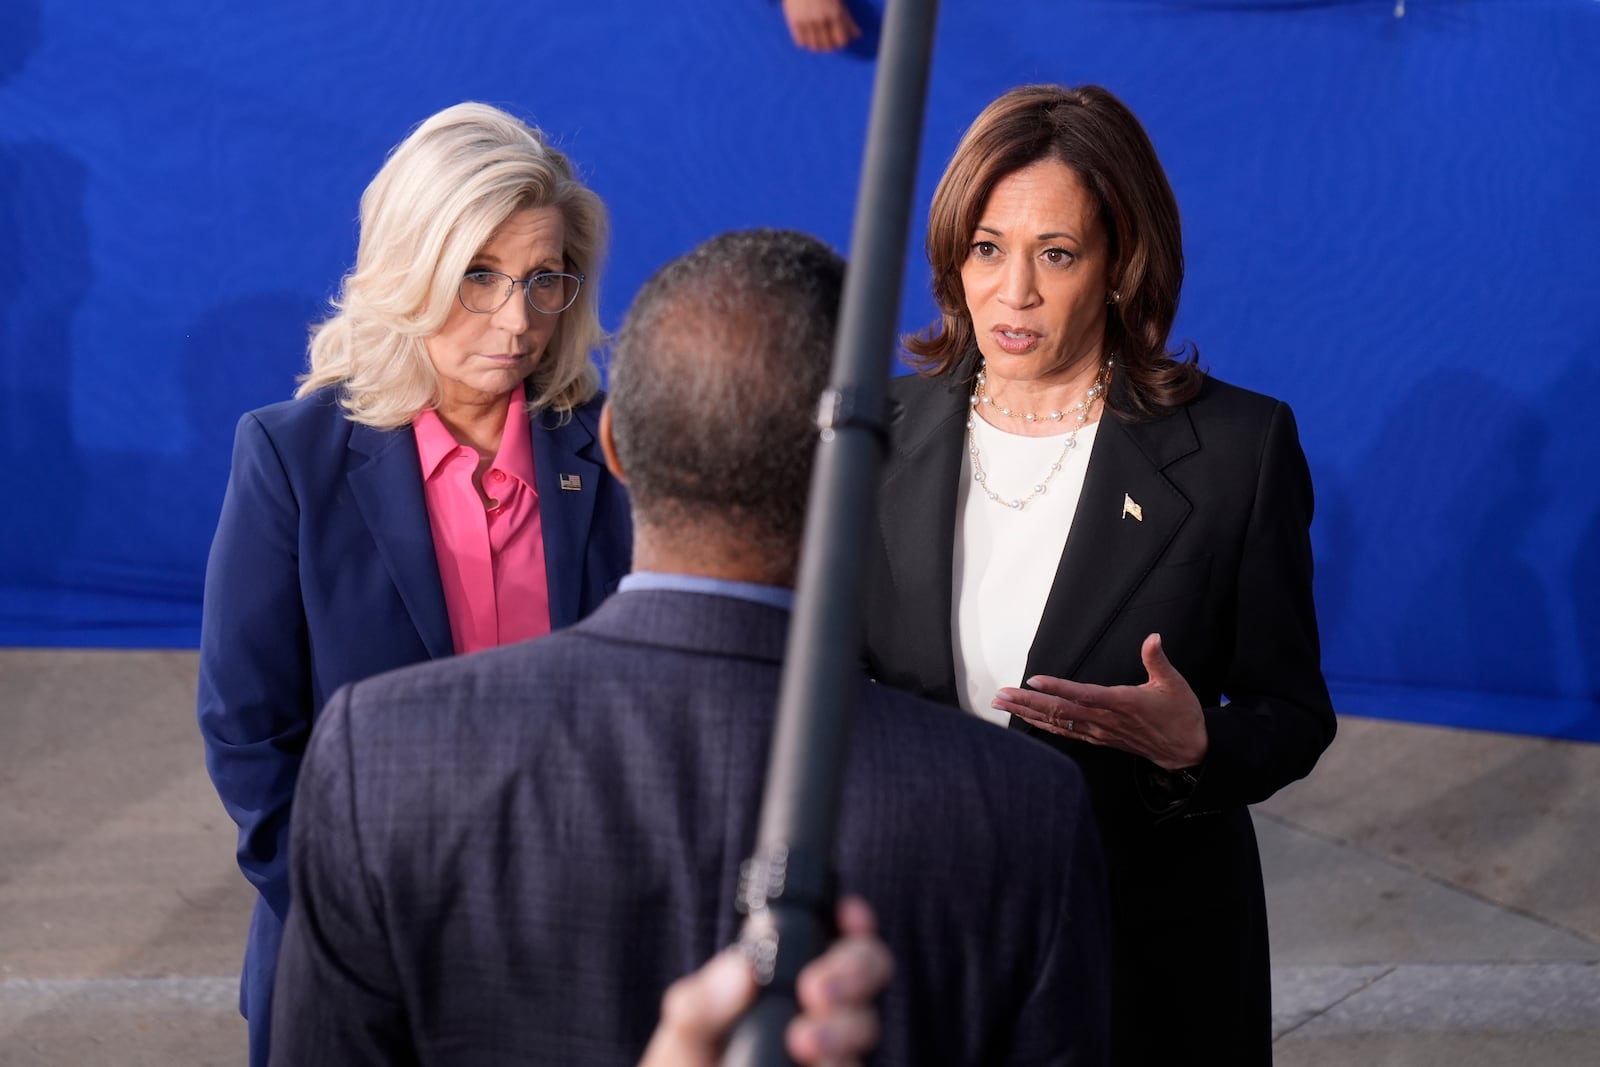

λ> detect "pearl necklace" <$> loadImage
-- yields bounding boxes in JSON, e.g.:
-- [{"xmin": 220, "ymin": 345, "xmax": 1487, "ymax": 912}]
[{"xmin": 967, "ymin": 360, "xmax": 1110, "ymax": 510}]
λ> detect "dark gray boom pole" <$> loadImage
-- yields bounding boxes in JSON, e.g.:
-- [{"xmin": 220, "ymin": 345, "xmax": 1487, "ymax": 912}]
[{"xmin": 722, "ymin": 2, "xmax": 941, "ymax": 1063}]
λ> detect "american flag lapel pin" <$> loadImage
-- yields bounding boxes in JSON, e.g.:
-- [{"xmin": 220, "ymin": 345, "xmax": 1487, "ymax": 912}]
[
  {"xmin": 559, "ymin": 473, "xmax": 583, "ymax": 492},
  {"xmin": 1121, "ymin": 493, "xmax": 1143, "ymax": 521}
]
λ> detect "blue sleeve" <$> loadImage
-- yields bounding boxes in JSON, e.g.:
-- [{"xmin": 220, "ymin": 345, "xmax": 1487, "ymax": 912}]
[
  {"xmin": 197, "ymin": 410, "xmax": 312, "ymax": 922},
  {"xmin": 585, "ymin": 459, "xmax": 633, "ymax": 613}
]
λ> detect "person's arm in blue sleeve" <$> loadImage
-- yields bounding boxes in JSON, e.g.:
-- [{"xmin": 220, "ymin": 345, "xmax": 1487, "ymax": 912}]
[{"xmin": 197, "ymin": 410, "xmax": 312, "ymax": 922}]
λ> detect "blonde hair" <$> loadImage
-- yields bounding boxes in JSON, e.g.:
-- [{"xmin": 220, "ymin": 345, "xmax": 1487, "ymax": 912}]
[{"xmin": 298, "ymin": 102, "xmax": 608, "ymax": 428}]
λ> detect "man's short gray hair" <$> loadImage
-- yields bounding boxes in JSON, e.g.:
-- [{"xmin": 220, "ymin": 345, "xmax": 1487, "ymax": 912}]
[{"xmin": 608, "ymin": 229, "xmax": 845, "ymax": 558}]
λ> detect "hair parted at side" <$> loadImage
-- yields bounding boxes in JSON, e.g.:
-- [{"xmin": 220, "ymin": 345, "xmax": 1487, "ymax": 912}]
[
  {"xmin": 608, "ymin": 228, "xmax": 844, "ymax": 562},
  {"xmin": 296, "ymin": 101, "xmax": 608, "ymax": 428},
  {"xmin": 908, "ymin": 83, "xmax": 1202, "ymax": 418}
]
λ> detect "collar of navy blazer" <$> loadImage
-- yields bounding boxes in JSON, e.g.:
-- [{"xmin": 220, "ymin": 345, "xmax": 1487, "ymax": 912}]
[{"xmin": 343, "ymin": 398, "xmax": 611, "ymax": 659}]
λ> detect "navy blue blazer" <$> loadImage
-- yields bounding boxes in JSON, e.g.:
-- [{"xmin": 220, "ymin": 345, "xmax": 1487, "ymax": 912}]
[
  {"xmin": 271, "ymin": 589, "xmax": 1112, "ymax": 1065},
  {"xmin": 196, "ymin": 384, "xmax": 631, "ymax": 1062}
]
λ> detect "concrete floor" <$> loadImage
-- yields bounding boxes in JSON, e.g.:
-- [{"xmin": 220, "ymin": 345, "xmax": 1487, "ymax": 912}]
[
  {"xmin": 1, "ymin": 650, "xmax": 243, "ymax": 1065},
  {"xmin": 2, "ymin": 648, "xmax": 1597, "ymax": 1065},
  {"xmin": 1259, "ymin": 719, "xmax": 1600, "ymax": 1065}
]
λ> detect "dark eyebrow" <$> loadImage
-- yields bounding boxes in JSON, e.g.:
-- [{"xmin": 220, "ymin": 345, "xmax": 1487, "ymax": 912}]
[{"xmin": 974, "ymin": 224, "xmax": 1080, "ymax": 243}]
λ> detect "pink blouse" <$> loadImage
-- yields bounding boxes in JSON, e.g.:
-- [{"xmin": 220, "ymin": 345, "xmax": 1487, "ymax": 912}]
[{"xmin": 413, "ymin": 396, "xmax": 550, "ymax": 654}]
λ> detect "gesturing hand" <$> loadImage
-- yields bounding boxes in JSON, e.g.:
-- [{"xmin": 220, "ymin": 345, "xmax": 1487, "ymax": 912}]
[{"xmin": 991, "ymin": 633, "xmax": 1208, "ymax": 772}]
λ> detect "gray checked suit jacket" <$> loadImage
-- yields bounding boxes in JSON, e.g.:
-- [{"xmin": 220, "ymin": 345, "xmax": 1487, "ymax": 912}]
[{"xmin": 272, "ymin": 588, "xmax": 1110, "ymax": 1065}]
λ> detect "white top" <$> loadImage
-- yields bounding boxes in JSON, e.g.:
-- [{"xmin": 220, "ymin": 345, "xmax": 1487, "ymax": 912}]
[{"xmin": 952, "ymin": 415, "xmax": 1100, "ymax": 725}]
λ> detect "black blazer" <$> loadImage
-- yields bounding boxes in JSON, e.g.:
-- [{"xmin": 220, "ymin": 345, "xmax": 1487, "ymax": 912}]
[
  {"xmin": 863, "ymin": 369, "xmax": 1337, "ymax": 1064},
  {"xmin": 272, "ymin": 590, "xmax": 1112, "ymax": 1066}
]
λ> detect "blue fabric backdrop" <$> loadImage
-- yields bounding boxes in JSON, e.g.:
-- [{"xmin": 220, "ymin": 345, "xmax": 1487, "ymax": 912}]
[{"xmin": 3, "ymin": 0, "xmax": 1597, "ymax": 740}]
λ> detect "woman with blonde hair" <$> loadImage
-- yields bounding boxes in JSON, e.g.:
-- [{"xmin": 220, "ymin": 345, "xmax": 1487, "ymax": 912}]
[{"xmin": 196, "ymin": 102, "xmax": 632, "ymax": 1066}]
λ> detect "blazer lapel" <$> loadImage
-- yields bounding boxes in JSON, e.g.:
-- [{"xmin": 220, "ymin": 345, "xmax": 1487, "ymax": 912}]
[
  {"xmin": 1023, "ymin": 408, "xmax": 1198, "ymax": 681},
  {"xmin": 346, "ymin": 423, "xmax": 454, "ymax": 660},
  {"xmin": 877, "ymin": 377, "xmax": 969, "ymax": 694},
  {"xmin": 532, "ymin": 406, "xmax": 603, "ymax": 629}
]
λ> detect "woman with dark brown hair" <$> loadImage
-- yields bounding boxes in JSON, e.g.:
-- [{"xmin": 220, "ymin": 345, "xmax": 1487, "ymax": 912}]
[{"xmin": 863, "ymin": 83, "xmax": 1337, "ymax": 1063}]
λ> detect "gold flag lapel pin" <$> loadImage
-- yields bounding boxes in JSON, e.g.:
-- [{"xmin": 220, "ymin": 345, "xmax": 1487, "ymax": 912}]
[
  {"xmin": 1122, "ymin": 493, "xmax": 1144, "ymax": 521},
  {"xmin": 559, "ymin": 473, "xmax": 584, "ymax": 492}
]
